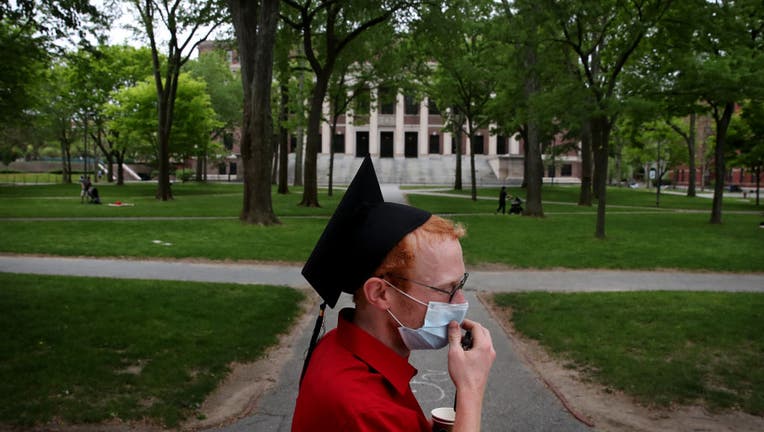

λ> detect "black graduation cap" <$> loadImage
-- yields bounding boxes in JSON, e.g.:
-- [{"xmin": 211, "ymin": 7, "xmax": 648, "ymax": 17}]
[{"xmin": 301, "ymin": 155, "xmax": 431, "ymax": 308}]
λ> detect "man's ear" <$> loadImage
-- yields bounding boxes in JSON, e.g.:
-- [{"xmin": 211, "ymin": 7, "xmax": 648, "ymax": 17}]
[{"xmin": 361, "ymin": 277, "xmax": 392, "ymax": 311}]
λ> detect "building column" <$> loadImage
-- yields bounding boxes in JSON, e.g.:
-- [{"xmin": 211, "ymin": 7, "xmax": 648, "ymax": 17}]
[
  {"xmin": 443, "ymin": 132, "xmax": 452, "ymax": 155},
  {"xmin": 370, "ymin": 88, "xmax": 379, "ymax": 156},
  {"xmin": 321, "ymin": 100, "xmax": 330, "ymax": 154},
  {"xmin": 345, "ymin": 94, "xmax": 355, "ymax": 156},
  {"xmin": 419, "ymin": 98, "xmax": 429, "ymax": 156},
  {"xmin": 510, "ymin": 134, "xmax": 520, "ymax": 155},
  {"xmin": 488, "ymin": 123, "xmax": 497, "ymax": 155},
  {"xmin": 394, "ymin": 93, "xmax": 404, "ymax": 157}
]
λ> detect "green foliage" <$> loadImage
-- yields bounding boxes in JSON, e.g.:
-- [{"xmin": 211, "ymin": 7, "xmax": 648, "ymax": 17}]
[
  {"xmin": 184, "ymin": 50, "xmax": 243, "ymax": 134},
  {"xmin": 107, "ymin": 74, "xmax": 221, "ymax": 163},
  {"xmin": 0, "ymin": 20, "xmax": 48, "ymax": 127}
]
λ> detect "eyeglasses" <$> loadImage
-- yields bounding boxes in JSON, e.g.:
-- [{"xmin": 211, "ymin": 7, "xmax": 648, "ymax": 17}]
[{"xmin": 386, "ymin": 272, "xmax": 469, "ymax": 303}]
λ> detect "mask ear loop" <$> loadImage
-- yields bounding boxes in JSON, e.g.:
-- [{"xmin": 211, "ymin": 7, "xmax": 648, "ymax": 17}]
[
  {"xmin": 386, "ymin": 308, "xmax": 406, "ymax": 328},
  {"xmin": 382, "ymin": 278, "xmax": 428, "ymax": 307}
]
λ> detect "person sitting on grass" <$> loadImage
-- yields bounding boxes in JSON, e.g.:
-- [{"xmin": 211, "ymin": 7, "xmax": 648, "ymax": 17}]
[{"xmin": 88, "ymin": 186, "xmax": 101, "ymax": 204}]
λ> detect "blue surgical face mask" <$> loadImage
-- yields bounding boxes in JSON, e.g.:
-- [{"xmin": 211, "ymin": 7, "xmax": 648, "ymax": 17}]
[{"xmin": 385, "ymin": 281, "xmax": 469, "ymax": 350}]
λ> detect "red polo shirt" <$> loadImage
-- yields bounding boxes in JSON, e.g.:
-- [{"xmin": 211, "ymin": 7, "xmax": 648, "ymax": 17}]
[{"xmin": 292, "ymin": 308, "xmax": 431, "ymax": 431}]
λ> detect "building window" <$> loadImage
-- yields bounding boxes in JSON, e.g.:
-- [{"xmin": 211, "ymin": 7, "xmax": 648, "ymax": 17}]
[
  {"xmin": 547, "ymin": 165, "xmax": 556, "ymax": 177},
  {"xmin": 223, "ymin": 133, "xmax": 234, "ymax": 151},
  {"xmin": 404, "ymin": 95, "xmax": 419, "ymax": 115},
  {"xmin": 561, "ymin": 164, "xmax": 572, "ymax": 176},
  {"xmin": 428, "ymin": 98, "xmax": 440, "ymax": 115},
  {"xmin": 379, "ymin": 87, "xmax": 395, "ymax": 115},
  {"xmin": 497, "ymin": 135, "xmax": 507, "ymax": 154},
  {"xmin": 429, "ymin": 134, "xmax": 440, "ymax": 154},
  {"xmin": 356, "ymin": 132, "xmax": 369, "ymax": 157},
  {"xmin": 405, "ymin": 132, "xmax": 418, "ymax": 157},
  {"xmin": 355, "ymin": 87, "xmax": 370, "ymax": 115},
  {"xmin": 471, "ymin": 135, "xmax": 484, "ymax": 154},
  {"xmin": 332, "ymin": 134, "xmax": 344, "ymax": 154},
  {"xmin": 380, "ymin": 132, "xmax": 394, "ymax": 157}
]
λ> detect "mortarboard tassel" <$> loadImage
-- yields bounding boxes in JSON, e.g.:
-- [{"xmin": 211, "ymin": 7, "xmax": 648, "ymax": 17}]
[{"xmin": 299, "ymin": 302, "xmax": 327, "ymax": 386}]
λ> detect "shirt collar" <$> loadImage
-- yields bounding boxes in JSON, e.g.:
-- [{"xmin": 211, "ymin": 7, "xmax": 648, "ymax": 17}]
[{"xmin": 336, "ymin": 308, "xmax": 417, "ymax": 396}]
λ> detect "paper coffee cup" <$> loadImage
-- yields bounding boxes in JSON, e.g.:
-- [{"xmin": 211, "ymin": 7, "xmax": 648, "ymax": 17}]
[{"xmin": 431, "ymin": 407, "xmax": 455, "ymax": 432}]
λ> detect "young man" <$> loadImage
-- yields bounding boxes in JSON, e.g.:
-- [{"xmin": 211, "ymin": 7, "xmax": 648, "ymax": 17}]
[{"xmin": 293, "ymin": 156, "xmax": 495, "ymax": 432}]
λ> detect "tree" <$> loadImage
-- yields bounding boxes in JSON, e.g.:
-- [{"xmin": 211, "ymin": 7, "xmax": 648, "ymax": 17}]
[
  {"xmin": 730, "ymin": 101, "xmax": 764, "ymax": 206},
  {"xmin": 185, "ymin": 49, "xmax": 243, "ymax": 181},
  {"xmin": 495, "ymin": 0, "xmax": 581, "ymax": 216},
  {"xmin": 66, "ymin": 44, "xmax": 154, "ymax": 184},
  {"xmin": 0, "ymin": 21, "xmax": 48, "ymax": 129},
  {"xmin": 631, "ymin": 121, "xmax": 686, "ymax": 207},
  {"xmin": 282, "ymin": 0, "xmax": 420, "ymax": 207},
  {"xmin": 228, "ymin": 0, "xmax": 281, "ymax": 224},
  {"xmin": 324, "ymin": 23, "xmax": 400, "ymax": 196},
  {"xmin": 129, "ymin": 0, "xmax": 227, "ymax": 200},
  {"xmin": 413, "ymin": 0, "xmax": 499, "ymax": 202},
  {"xmin": 0, "ymin": 21, "xmax": 50, "ymax": 164},
  {"xmin": 107, "ymin": 74, "xmax": 220, "ymax": 180},
  {"xmin": 541, "ymin": 0, "xmax": 673, "ymax": 238},
  {"xmin": 1, "ymin": 1, "xmax": 107, "ymax": 166},
  {"xmin": 661, "ymin": 0, "xmax": 764, "ymax": 224}
]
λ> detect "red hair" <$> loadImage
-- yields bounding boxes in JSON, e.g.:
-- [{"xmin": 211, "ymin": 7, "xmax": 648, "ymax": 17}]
[{"xmin": 374, "ymin": 215, "xmax": 465, "ymax": 279}]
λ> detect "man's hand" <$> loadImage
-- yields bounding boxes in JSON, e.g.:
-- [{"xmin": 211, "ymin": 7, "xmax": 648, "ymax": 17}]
[{"xmin": 447, "ymin": 319, "xmax": 496, "ymax": 432}]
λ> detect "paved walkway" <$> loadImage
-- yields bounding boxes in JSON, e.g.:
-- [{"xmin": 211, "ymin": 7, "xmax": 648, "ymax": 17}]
[{"xmin": 2, "ymin": 185, "xmax": 762, "ymax": 431}]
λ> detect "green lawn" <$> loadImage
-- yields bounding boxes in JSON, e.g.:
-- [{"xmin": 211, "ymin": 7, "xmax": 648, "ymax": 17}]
[
  {"xmin": 1, "ymin": 212, "xmax": 760, "ymax": 271},
  {"xmin": 0, "ymin": 183, "xmax": 340, "ymax": 218},
  {"xmin": 0, "ymin": 172, "xmax": 63, "ymax": 184},
  {"xmin": 408, "ymin": 185, "xmax": 761, "ymax": 212},
  {"xmin": 0, "ymin": 273, "xmax": 305, "ymax": 427},
  {"xmin": 492, "ymin": 292, "xmax": 764, "ymax": 415}
]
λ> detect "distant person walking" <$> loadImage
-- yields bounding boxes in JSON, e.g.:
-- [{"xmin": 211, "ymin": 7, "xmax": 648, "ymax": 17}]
[
  {"xmin": 79, "ymin": 175, "xmax": 91, "ymax": 203},
  {"xmin": 496, "ymin": 186, "xmax": 507, "ymax": 214}
]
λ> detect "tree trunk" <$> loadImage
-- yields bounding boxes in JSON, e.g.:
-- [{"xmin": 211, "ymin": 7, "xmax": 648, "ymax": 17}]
[
  {"xmin": 116, "ymin": 149, "xmax": 126, "ymax": 186},
  {"xmin": 60, "ymin": 138, "xmax": 71, "ymax": 184},
  {"xmin": 687, "ymin": 112, "xmax": 697, "ymax": 197},
  {"xmin": 591, "ymin": 115, "xmax": 611, "ymax": 238},
  {"xmin": 524, "ymin": 120, "xmax": 543, "ymax": 216},
  {"xmin": 468, "ymin": 129, "xmax": 477, "ymax": 201},
  {"xmin": 153, "ymin": 58, "xmax": 179, "ymax": 200},
  {"xmin": 278, "ymin": 84, "xmax": 289, "ymax": 194},
  {"xmin": 272, "ymin": 133, "xmax": 279, "ymax": 184},
  {"xmin": 300, "ymin": 73, "xmax": 330, "ymax": 207},
  {"xmin": 454, "ymin": 125, "xmax": 463, "ymax": 191},
  {"xmin": 710, "ymin": 102, "xmax": 734, "ymax": 224},
  {"xmin": 294, "ymin": 51, "xmax": 305, "ymax": 187},
  {"xmin": 328, "ymin": 123, "xmax": 336, "ymax": 197},
  {"xmin": 578, "ymin": 119, "xmax": 593, "ymax": 206},
  {"xmin": 230, "ymin": 0, "xmax": 281, "ymax": 225},
  {"xmin": 522, "ymin": 39, "xmax": 543, "ymax": 216}
]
